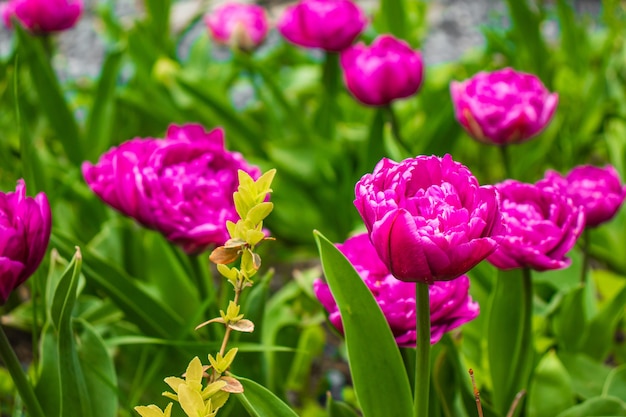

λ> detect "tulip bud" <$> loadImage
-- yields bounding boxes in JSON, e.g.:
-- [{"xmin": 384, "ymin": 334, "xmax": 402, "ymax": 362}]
[
  {"xmin": 205, "ymin": 3, "xmax": 269, "ymax": 52},
  {"xmin": 1, "ymin": 0, "xmax": 83, "ymax": 33},
  {"xmin": 450, "ymin": 67, "xmax": 558, "ymax": 145},
  {"xmin": 340, "ymin": 34, "xmax": 424, "ymax": 106},
  {"xmin": 277, "ymin": 0, "xmax": 367, "ymax": 52}
]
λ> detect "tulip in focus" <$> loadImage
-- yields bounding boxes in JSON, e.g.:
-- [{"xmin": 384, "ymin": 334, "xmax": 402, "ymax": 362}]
[
  {"xmin": 450, "ymin": 67, "xmax": 558, "ymax": 145},
  {"xmin": 538, "ymin": 165, "xmax": 626, "ymax": 228},
  {"xmin": 354, "ymin": 154, "xmax": 502, "ymax": 283},
  {"xmin": 0, "ymin": 180, "xmax": 51, "ymax": 304},
  {"xmin": 1, "ymin": 0, "xmax": 83, "ymax": 33},
  {"xmin": 277, "ymin": 0, "xmax": 367, "ymax": 52},
  {"xmin": 340, "ymin": 34, "xmax": 424, "ymax": 106},
  {"xmin": 313, "ymin": 233, "xmax": 480, "ymax": 346},
  {"xmin": 487, "ymin": 180, "xmax": 584, "ymax": 271},
  {"xmin": 205, "ymin": 2, "xmax": 269, "ymax": 52},
  {"xmin": 82, "ymin": 124, "xmax": 260, "ymax": 255}
]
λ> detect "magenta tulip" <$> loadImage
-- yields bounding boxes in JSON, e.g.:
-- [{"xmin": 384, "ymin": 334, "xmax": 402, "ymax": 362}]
[
  {"xmin": 340, "ymin": 34, "xmax": 424, "ymax": 106},
  {"xmin": 314, "ymin": 233, "xmax": 479, "ymax": 346},
  {"xmin": 487, "ymin": 180, "xmax": 584, "ymax": 270},
  {"xmin": 537, "ymin": 165, "xmax": 626, "ymax": 228},
  {"xmin": 450, "ymin": 67, "xmax": 558, "ymax": 145},
  {"xmin": 277, "ymin": 0, "xmax": 367, "ymax": 52},
  {"xmin": 205, "ymin": 2, "xmax": 268, "ymax": 51},
  {"xmin": 82, "ymin": 124, "xmax": 260, "ymax": 255},
  {"xmin": 354, "ymin": 154, "xmax": 502, "ymax": 283},
  {"xmin": 1, "ymin": 0, "xmax": 83, "ymax": 33},
  {"xmin": 0, "ymin": 180, "xmax": 51, "ymax": 303}
]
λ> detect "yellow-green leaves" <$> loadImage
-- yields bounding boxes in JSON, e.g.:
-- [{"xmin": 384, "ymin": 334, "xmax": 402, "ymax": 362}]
[
  {"xmin": 134, "ymin": 403, "xmax": 173, "ymax": 417},
  {"xmin": 208, "ymin": 348, "xmax": 239, "ymax": 374}
]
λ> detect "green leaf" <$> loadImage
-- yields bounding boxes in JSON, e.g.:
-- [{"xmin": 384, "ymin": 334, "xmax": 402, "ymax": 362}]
[
  {"xmin": 75, "ymin": 319, "xmax": 118, "ymax": 417},
  {"xmin": 14, "ymin": 25, "xmax": 82, "ymax": 165},
  {"xmin": 235, "ymin": 377, "xmax": 299, "ymax": 417},
  {"xmin": 554, "ymin": 396, "xmax": 626, "ymax": 417},
  {"xmin": 552, "ymin": 285, "xmax": 587, "ymax": 351},
  {"xmin": 314, "ymin": 230, "xmax": 413, "ymax": 417},
  {"xmin": 375, "ymin": 0, "xmax": 407, "ymax": 40},
  {"xmin": 580, "ymin": 282, "xmax": 626, "ymax": 360},
  {"xmin": 487, "ymin": 268, "xmax": 534, "ymax": 415},
  {"xmin": 51, "ymin": 232, "xmax": 185, "ymax": 339},
  {"xmin": 85, "ymin": 48, "xmax": 124, "ymax": 162},
  {"xmin": 558, "ymin": 352, "xmax": 611, "ymax": 399},
  {"xmin": 603, "ymin": 364, "xmax": 626, "ymax": 400},
  {"xmin": 528, "ymin": 350, "xmax": 575, "ymax": 417},
  {"xmin": 327, "ymin": 393, "xmax": 360, "ymax": 417}
]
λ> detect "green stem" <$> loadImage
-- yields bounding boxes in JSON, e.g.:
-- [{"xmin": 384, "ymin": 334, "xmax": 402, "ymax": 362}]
[
  {"xmin": 499, "ymin": 145, "xmax": 512, "ymax": 179},
  {"xmin": 316, "ymin": 52, "xmax": 340, "ymax": 140},
  {"xmin": 414, "ymin": 282, "xmax": 431, "ymax": 417},
  {"xmin": 188, "ymin": 254, "xmax": 210, "ymax": 303},
  {"xmin": 0, "ymin": 324, "xmax": 45, "ymax": 417},
  {"xmin": 385, "ymin": 104, "xmax": 412, "ymax": 158},
  {"xmin": 580, "ymin": 228, "xmax": 590, "ymax": 285}
]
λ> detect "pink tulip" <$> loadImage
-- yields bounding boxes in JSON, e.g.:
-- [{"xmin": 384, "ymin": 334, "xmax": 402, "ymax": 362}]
[
  {"xmin": 487, "ymin": 180, "xmax": 584, "ymax": 270},
  {"xmin": 205, "ymin": 3, "xmax": 269, "ymax": 51},
  {"xmin": 82, "ymin": 124, "xmax": 260, "ymax": 255},
  {"xmin": 1, "ymin": 0, "xmax": 83, "ymax": 33},
  {"xmin": 538, "ymin": 165, "xmax": 626, "ymax": 228},
  {"xmin": 277, "ymin": 0, "xmax": 367, "ymax": 52},
  {"xmin": 313, "ymin": 233, "xmax": 480, "ymax": 346},
  {"xmin": 450, "ymin": 68, "xmax": 558, "ymax": 145},
  {"xmin": 0, "ymin": 180, "xmax": 51, "ymax": 303},
  {"xmin": 340, "ymin": 34, "xmax": 424, "ymax": 106},
  {"xmin": 354, "ymin": 154, "xmax": 503, "ymax": 283}
]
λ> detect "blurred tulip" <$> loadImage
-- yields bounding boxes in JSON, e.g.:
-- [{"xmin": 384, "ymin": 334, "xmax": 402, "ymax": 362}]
[
  {"xmin": 0, "ymin": 180, "xmax": 51, "ymax": 304},
  {"xmin": 82, "ymin": 124, "xmax": 260, "ymax": 255},
  {"xmin": 340, "ymin": 34, "xmax": 424, "ymax": 106},
  {"xmin": 538, "ymin": 165, "xmax": 626, "ymax": 228},
  {"xmin": 1, "ymin": 0, "xmax": 83, "ymax": 33},
  {"xmin": 277, "ymin": 0, "xmax": 367, "ymax": 52},
  {"xmin": 205, "ymin": 2, "xmax": 269, "ymax": 51},
  {"xmin": 450, "ymin": 67, "xmax": 558, "ymax": 145},
  {"xmin": 488, "ymin": 180, "xmax": 584, "ymax": 270},
  {"xmin": 313, "ymin": 233, "xmax": 480, "ymax": 346},
  {"xmin": 354, "ymin": 154, "xmax": 502, "ymax": 283}
]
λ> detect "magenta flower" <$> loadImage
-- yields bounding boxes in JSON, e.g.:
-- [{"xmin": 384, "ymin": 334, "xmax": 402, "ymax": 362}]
[
  {"xmin": 537, "ymin": 165, "xmax": 626, "ymax": 228},
  {"xmin": 82, "ymin": 124, "xmax": 260, "ymax": 255},
  {"xmin": 313, "ymin": 233, "xmax": 479, "ymax": 346},
  {"xmin": 205, "ymin": 2, "xmax": 268, "ymax": 51},
  {"xmin": 354, "ymin": 154, "xmax": 502, "ymax": 283},
  {"xmin": 487, "ymin": 180, "xmax": 584, "ymax": 271},
  {"xmin": 340, "ymin": 34, "xmax": 424, "ymax": 106},
  {"xmin": 450, "ymin": 67, "xmax": 558, "ymax": 145},
  {"xmin": 277, "ymin": 0, "xmax": 367, "ymax": 52},
  {"xmin": 0, "ymin": 180, "xmax": 51, "ymax": 304},
  {"xmin": 1, "ymin": 0, "xmax": 83, "ymax": 33}
]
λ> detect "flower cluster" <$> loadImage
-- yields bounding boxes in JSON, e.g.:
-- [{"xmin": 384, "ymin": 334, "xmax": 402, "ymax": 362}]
[
  {"xmin": 82, "ymin": 124, "xmax": 260, "ymax": 255},
  {"xmin": 1, "ymin": 0, "xmax": 83, "ymax": 33},
  {"xmin": 314, "ymin": 233, "xmax": 479, "ymax": 346}
]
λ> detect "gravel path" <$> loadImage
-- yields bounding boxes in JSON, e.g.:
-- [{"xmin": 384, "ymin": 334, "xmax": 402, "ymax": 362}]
[{"xmin": 0, "ymin": 0, "xmax": 602, "ymax": 80}]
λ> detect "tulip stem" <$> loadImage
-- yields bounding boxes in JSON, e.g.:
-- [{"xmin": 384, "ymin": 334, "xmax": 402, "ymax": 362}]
[
  {"xmin": 580, "ymin": 228, "xmax": 590, "ymax": 285},
  {"xmin": 414, "ymin": 282, "xmax": 431, "ymax": 417},
  {"xmin": 499, "ymin": 145, "xmax": 512, "ymax": 179},
  {"xmin": 0, "ymin": 324, "xmax": 45, "ymax": 417}
]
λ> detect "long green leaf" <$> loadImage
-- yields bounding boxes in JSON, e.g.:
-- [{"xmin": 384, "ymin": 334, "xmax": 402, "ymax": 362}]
[
  {"xmin": 14, "ymin": 25, "xmax": 82, "ymax": 165},
  {"xmin": 51, "ymin": 232, "xmax": 185, "ymax": 338},
  {"xmin": 235, "ymin": 377, "xmax": 299, "ymax": 417},
  {"xmin": 85, "ymin": 48, "xmax": 124, "ymax": 161},
  {"xmin": 528, "ymin": 351, "xmax": 575, "ymax": 417},
  {"xmin": 327, "ymin": 394, "xmax": 360, "ymax": 417},
  {"xmin": 487, "ymin": 268, "xmax": 534, "ymax": 415},
  {"xmin": 554, "ymin": 396, "xmax": 626, "ymax": 417},
  {"xmin": 376, "ymin": 0, "xmax": 407, "ymax": 40},
  {"xmin": 314, "ymin": 230, "xmax": 413, "ymax": 417}
]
